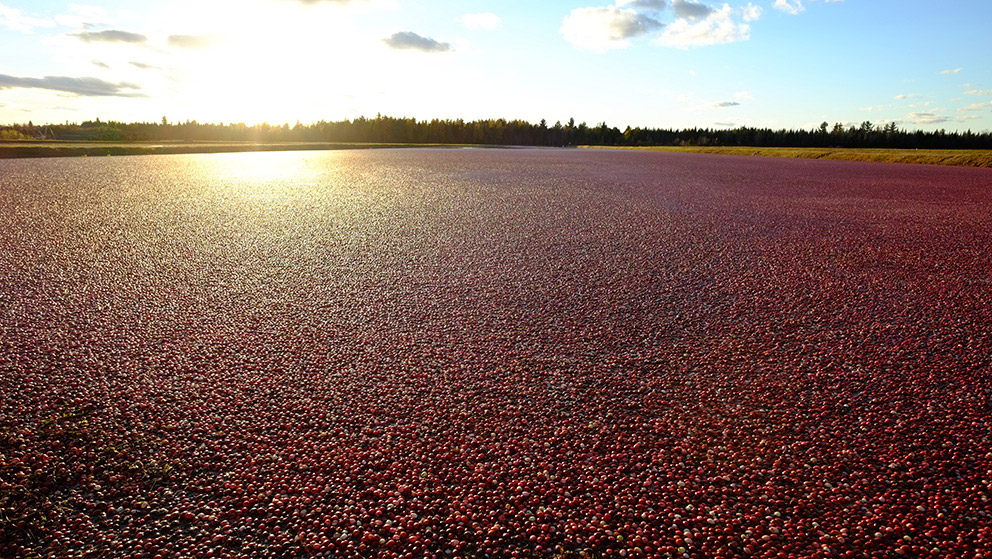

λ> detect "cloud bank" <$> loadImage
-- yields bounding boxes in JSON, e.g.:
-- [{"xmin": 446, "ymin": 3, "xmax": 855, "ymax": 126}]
[
  {"xmin": 0, "ymin": 74, "xmax": 143, "ymax": 97},
  {"xmin": 562, "ymin": 1, "xmax": 756, "ymax": 51},
  {"xmin": 383, "ymin": 31, "xmax": 451, "ymax": 53}
]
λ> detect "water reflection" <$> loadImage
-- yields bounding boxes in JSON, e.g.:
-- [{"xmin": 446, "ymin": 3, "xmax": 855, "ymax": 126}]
[{"xmin": 203, "ymin": 150, "xmax": 329, "ymax": 198}]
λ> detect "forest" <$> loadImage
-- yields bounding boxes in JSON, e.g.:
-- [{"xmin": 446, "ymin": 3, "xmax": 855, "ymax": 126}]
[{"xmin": 3, "ymin": 115, "xmax": 992, "ymax": 150}]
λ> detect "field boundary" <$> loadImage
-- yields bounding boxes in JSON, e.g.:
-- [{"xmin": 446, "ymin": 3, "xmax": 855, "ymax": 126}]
[
  {"xmin": 0, "ymin": 141, "xmax": 482, "ymax": 159},
  {"xmin": 5, "ymin": 141, "xmax": 991, "ymax": 168},
  {"xmin": 582, "ymin": 145, "xmax": 992, "ymax": 168}
]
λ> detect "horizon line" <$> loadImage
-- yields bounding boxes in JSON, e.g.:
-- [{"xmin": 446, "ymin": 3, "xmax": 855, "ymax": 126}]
[{"xmin": 3, "ymin": 116, "xmax": 991, "ymax": 136}]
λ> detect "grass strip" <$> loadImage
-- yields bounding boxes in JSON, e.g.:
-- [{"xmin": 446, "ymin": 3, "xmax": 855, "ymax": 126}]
[
  {"xmin": 583, "ymin": 145, "xmax": 992, "ymax": 168},
  {"xmin": 0, "ymin": 141, "xmax": 461, "ymax": 159}
]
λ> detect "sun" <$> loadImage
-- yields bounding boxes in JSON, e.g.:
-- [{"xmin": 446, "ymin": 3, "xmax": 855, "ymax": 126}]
[
  {"xmin": 142, "ymin": 0, "xmax": 472, "ymax": 127},
  {"xmin": 156, "ymin": 0, "xmax": 387, "ymax": 125}
]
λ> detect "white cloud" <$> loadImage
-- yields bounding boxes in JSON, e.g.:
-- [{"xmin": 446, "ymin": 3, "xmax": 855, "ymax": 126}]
[
  {"xmin": 280, "ymin": 0, "xmax": 397, "ymax": 5},
  {"xmin": 560, "ymin": 5, "xmax": 663, "ymax": 52},
  {"xmin": 774, "ymin": 0, "xmax": 842, "ymax": 15},
  {"xmin": 54, "ymin": 4, "xmax": 113, "ymax": 28},
  {"xmin": 957, "ymin": 101, "xmax": 992, "ymax": 112},
  {"xmin": 672, "ymin": 0, "xmax": 713, "ymax": 19},
  {"xmin": 940, "ymin": 68, "xmax": 962, "ymax": 75},
  {"xmin": 964, "ymin": 89, "xmax": 992, "ymax": 96},
  {"xmin": 563, "ymin": 0, "xmax": 755, "ymax": 51},
  {"xmin": 383, "ymin": 31, "xmax": 451, "ymax": 52},
  {"xmin": 734, "ymin": 90, "xmax": 753, "ymax": 100},
  {"xmin": 0, "ymin": 3, "xmax": 54, "ymax": 33},
  {"xmin": 168, "ymin": 34, "xmax": 217, "ymax": 49},
  {"xmin": 0, "ymin": 74, "xmax": 143, "ymax": 97},
  {"xmin": 907, "ymin": 112, "xmax": 950, "ymax": 125},
  {"xmin": 458, "ymin": 12, "xmax": 501, "ymax": 31},
  {"xmin": 655, "ymin": 4, "xmax": 749, "ymax": 49},
  {"xmin": 73, "ymin": 29, "xmax": 147, "ymax": 44},
  {"xmin": 773, "ymin": 0, "xmax": 804, "ymax": 14},
  {"xmin": 741, "ymin": 3, "xmax": 762, "ymax": 21},
  {"xmin": 616, "ymin": 0, "xmax": 667, "ymax": 9}
]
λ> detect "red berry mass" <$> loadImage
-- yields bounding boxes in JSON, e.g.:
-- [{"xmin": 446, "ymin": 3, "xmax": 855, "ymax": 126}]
[{"xmin": 1, "ymin": 149, "xmax": 990, "ymax": 559}]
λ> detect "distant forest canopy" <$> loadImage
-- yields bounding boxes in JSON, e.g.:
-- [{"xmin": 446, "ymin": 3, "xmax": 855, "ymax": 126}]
[{"xmin": 3, "ymin": 115, "xmax": 992, "ymax": 150}]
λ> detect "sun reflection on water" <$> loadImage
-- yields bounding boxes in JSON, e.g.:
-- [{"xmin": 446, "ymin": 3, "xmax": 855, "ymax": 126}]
[{"xmin": 206, "ymin": 150, "xmax": 324, "ymax": 193}]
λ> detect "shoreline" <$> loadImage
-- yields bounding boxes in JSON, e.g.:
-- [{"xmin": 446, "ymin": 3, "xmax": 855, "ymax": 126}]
[
  {"xmin": 2, "ymin": 140, "xmax": 991, "ymax": 168},
  {"xmin": 583, "ymin": 145, "xmax": 992, "ymax": 168},
  {"xmin": 0, "ymin": 141, "xmax": 472, "ymax": 160}
]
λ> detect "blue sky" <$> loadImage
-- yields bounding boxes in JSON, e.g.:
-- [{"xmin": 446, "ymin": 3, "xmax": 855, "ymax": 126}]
[{"xmin": 1, "ymin": 0, "xmax": 990, "ymax": 131}]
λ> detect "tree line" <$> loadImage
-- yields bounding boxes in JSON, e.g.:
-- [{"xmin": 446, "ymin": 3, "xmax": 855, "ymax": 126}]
[{"xmin": 3, "ymin": 115, "xmax": 991, "ymax": 150}]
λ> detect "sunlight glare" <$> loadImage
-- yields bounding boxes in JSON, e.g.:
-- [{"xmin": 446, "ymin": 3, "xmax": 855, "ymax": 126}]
[
  {"xmin": 208, "ymin": 151, "xmax": 322, "ymax": 190},
  {"xmin": 158, "ymin": 0, "xmax": 387, "ymax": 124}
]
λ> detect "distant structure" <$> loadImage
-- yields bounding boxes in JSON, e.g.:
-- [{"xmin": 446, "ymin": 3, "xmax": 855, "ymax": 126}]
[{"xmin": 36, "ymin": 126, "xmax": 57, "ymax": 140}]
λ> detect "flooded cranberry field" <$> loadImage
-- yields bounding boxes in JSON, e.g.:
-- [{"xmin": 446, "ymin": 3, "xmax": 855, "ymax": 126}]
[{"xmin": 1, "ymin": 148, "xmax": 991, "ymax": 559}]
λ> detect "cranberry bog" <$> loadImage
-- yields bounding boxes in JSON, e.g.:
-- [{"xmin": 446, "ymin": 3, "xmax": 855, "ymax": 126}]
[{"xmin": 1, "ymin": 148, "xmax": 990, "ymax": 559}]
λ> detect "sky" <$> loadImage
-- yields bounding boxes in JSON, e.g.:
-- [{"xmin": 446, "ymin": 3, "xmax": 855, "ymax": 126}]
[{"xmin": 1, "ymin": 0, "xmax": 991, "ymax": 131}]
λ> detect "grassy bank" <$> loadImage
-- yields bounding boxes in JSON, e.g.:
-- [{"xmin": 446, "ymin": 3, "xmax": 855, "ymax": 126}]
[
  {"xmin": 5, "ymin": 141, "xmax": 991, "ymax": 168},
  {"xmin": 583, "ymin": 145, "xmax": 992, "ymax": 168},
  {"xmin": 0, "ymin": 141, "xmax": 454, "ymax": 159}
]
